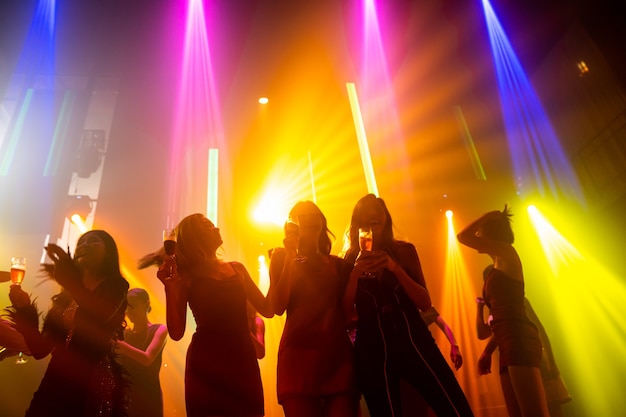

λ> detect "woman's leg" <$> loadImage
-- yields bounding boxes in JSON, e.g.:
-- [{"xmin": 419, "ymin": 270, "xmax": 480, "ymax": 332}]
[
  {"xmin": 508, "ymin": 366, "xmax": 550, "ymax": 417},
  {"xmin": 326, "ymin": 393, "xmax": 360, "ymax": 417},
  {"xmin": 282, "ymin": 397, "xmax": 322, "ymax": 417},
  {"xmin": 500, "ymin": 370, "xmax": 522, "ymax": 417}
]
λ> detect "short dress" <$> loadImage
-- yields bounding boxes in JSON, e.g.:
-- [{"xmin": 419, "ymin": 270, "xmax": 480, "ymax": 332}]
[
  {"xmin": 483, "ymin": 268, "xmax": 542, "ymax": 372},
  {"xmin": 185, "ymin": 263, "xmax": 264, "ymax": 417},
  {"xmin": 275, "ymin": 252, "xmax": 357, "ymax": 403}
]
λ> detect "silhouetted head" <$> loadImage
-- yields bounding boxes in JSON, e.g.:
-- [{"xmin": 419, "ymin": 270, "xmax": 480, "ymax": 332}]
[
  {"xmin": 479, "ymin": 206, "xmax": 514, "ymax": 244},
  {"xmin": 127, "ymin": 287, "xmax": 151, "ymax": 313},
  {"xmin": 347, "ymin": 194, "xmax": 395, "ymax": 253},
  {"xmin": 176, "ymin": 213, "xmax": 223, "ymax": 269},
  {"xmin": 288, "ymin": 201, "xmax": 334, "ymax": 255},
  {"xmin": 74, "ymin": 230, "xmax": 123, "ymax": 279}
]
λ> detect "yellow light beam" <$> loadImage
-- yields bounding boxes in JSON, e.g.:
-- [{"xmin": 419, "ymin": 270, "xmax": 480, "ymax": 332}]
[{"xmin": 346, "ymin": 82, "xmax": 379, "ymax": 196}]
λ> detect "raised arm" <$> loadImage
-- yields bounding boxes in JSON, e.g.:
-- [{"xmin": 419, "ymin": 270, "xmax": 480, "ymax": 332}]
[
  {"xmin": 158, "ymin": 256, "xmax": 189, "ymax": 341},
  {"xmin": 8, "ymin": 286, "xmax": 48, "ymax": 359},
  {"xmin": 268, "ymin": 247, "xmax": 295, "ymax": 316},
  {"xmin": 233, "ymin": 262, "xmax": 273, "ymax": 319},
  {"xmin": 115, "ymin": 324, "xmax": 168, "ymax": 366}
]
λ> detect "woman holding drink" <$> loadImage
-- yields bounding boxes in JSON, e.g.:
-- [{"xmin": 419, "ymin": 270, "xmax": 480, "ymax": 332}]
[
  {"xmin": 7, "ymin": 230, "xmax": 130, "ymax": 416},
  {"xmin": 268, "ymin": 200, "xmax": 359, "ymax": 417},
  {"xmin": 10, "ymin": 257, "xmax": 26, "ymax": 286},
  {"xmin": 342, "ymin": 194, "xmax": 474, "ymax": 417},
  {"xmin": 145, "ymin": 213, "xmax": 273, "ymax": 417}
]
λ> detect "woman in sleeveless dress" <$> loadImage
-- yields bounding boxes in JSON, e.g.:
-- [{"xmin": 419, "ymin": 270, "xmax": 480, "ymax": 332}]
[
  {"xmin": 8, "ymin": 230, "xmax": 129, "ymax": 417},
  {"xmin": 116, "ymin": 288, "xmax": 167, "ymax": 417},
  {"xmin": 154, "ymin": 213, "xmax": 273, "ymax": 417},
  {"xmin": 343, "ymin": 194, "xmax": 474, "ymax": 417},
  {"xmin": 269, "ymin": 201, "xmax": 359, "ymax": 417},
  {"xmin": 458, "ymin": 206, "xmax": 550, "ymax": 417}
]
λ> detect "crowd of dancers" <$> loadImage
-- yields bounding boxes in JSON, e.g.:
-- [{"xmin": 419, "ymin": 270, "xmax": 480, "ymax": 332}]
[{"xmin": 1, "ymin": 194, "xmax": 571, "ymax": 417}]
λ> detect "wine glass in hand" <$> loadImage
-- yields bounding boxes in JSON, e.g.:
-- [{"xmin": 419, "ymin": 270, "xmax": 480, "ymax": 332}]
[
  {"xmin": 9, "ymin": 258, "xmax": 28, "ymax": 364},
  {"xmin": 358, "ymin": 228, "xmax": 375, "ymax": 278},
  {"xmin": 285, "ymin": 219, "xmax": 307, "ymax": 263},
  {"xmin": 163, "ymin": 229, "xmax": 176, "ymax": 257},
  {"xmin": 159, "ymin": 228, "xmax": 177, "ymax": 280}
]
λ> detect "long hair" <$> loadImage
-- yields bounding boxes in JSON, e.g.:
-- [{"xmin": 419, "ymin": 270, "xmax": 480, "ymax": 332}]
[
  {"xmin": 344, "ymin": 194, "xmax": 394, "ymax": 263},
  {"xmin": 175, "ymin": 213, "xmax": 222, "ymax": 271},
  {"xmin": 288, "ymin": 201, "xmax": 334, "ymax": 255},
  {"xmin": 76, "ymin": 230, "xmax": 124, "ymax": 281}
]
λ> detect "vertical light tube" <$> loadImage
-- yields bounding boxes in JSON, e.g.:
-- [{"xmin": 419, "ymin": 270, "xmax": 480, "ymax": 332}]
[
  {"xmin": 206, "ymin": 148, "xmax": 219, "ymax": 224},
  {"xmin": 346, "ymin": 82, "xmax": 379, "ymax": 196}
]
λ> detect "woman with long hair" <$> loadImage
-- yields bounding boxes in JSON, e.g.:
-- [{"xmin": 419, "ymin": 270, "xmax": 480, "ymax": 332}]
[
  {"xmin": 8, "ymin": 230, "xmax": 129, "ymax": 417},
  {"xmin": 153, "ymin": 213, "xmax": 273, "ymax": 417},
  {"xmin": 269, "ymin": 200, "xmax": 359, "ymax": 417},
  {"xmin": 343, "ymin": 194, "xmax": 474, "ymax": 417}
]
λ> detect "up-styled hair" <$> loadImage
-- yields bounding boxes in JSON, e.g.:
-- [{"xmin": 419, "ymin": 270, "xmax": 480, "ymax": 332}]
[
  {"xmin": 288, "ymin": 201, "xmax": 334, "ymax": 255},
  {"xmin": 127, "ymin": 287, "xmax": 151, "ymax": 312},
  {"xmin": 344, "ymin": 194, "xmax": 395, "ymax": 264},
  {"xmin": 481, "ymin": 206, "xmax": 514, "ymax": 244}
]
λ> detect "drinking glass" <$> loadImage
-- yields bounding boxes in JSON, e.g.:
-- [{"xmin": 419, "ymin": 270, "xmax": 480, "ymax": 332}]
[
  {"xmin": 285, "ymin": 219, "xmax": 307, "ymax": 263},
  {"xmin": 163, "ymin": 228, "xmax": 177, "ymax": 256},
  {"xmin": 162, "ymin": 228, "xmax": 177, "ymax": 278},
  {"xmin": 10, "ymin": 257, "xmax": 26, "ymax": 286},
  {"xmin": 358, "ymin": 228, "xmax": 375, "ymax": 278},
  {"xmin": 10, "ymin": 257, "xmax": 28, "ymax": 364}
]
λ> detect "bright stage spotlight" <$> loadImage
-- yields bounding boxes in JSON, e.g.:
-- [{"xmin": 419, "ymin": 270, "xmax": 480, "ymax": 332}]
[
  {"xmin": 70, "ymin": 214, "xmax": 88, "ymax": 234},
  {"xmin": 253, "ymin": 190, "xmax": 292, "ymax": 226}
]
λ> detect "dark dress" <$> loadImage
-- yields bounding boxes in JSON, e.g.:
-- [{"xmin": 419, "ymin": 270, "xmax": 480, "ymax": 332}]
[
  {"xmin": 10, "ymin": 277, "xmax": 129, "ymax": 417},
  {"xmin": 272, "ymin": 250, "xmax": 357, "ymax": 403},
  {"xmin": 118, "ymin": 324, "xmax": 165, "ymax": 417},
  {"xmin": 351, "ymin": 241, "xmax": 474, "ymax": 417},
  {"xmin": 483, "ymin": 268, "xmax": 542, "ymax": 372},
  {"xmin": 185, "ymin": 262, "xmax": 264, "ymax": 417}
]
